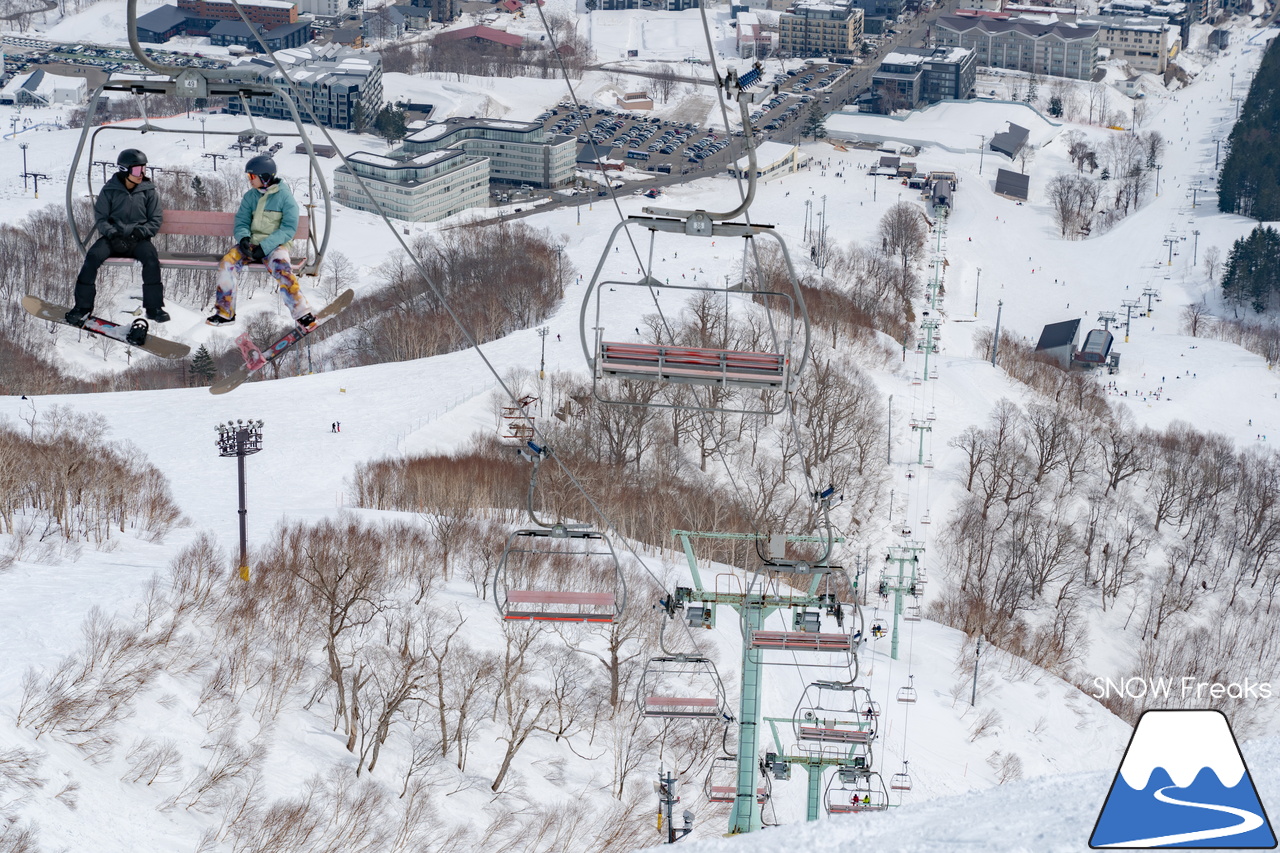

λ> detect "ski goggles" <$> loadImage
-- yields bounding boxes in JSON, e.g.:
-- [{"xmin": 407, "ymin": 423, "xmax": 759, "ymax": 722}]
[{"xmin": 127, "ymin": 165, "xmax": 146, "ymax": 177}]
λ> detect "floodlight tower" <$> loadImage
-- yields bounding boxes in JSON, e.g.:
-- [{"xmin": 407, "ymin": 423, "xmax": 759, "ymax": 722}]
[{"xmin": 216, "ymin": 419, "xmax": 264, "ymax": 581}]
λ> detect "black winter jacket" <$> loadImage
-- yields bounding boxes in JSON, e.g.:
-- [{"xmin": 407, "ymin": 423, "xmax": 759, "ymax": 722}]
[{"xmin": 94, "ymin": 173, "xmax": 163, "ymax": 240}]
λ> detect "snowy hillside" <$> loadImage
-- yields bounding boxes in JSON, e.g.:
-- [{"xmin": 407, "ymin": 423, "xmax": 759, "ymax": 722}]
[{"xmin": 0, "ymin": 9, "xmax": 1278, "ymax": 852}]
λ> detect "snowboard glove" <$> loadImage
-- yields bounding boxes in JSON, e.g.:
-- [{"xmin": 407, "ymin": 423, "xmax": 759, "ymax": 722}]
[
  {"xmin": 238, "ymin": 236, "xmax": 253, "ymax": 258},
  {"xmin": 109, "ymin": 234, "xmax": 136, "ymax": 255},
  {"xmin": 250, "ymin": 244, "xmax": 267, "ymax": 262}
]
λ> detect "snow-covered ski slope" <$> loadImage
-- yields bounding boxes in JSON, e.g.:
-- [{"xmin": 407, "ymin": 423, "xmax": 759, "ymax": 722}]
[{"xmin": 1, "ymin": 15, "xmax": 1278, "ymax": 852}]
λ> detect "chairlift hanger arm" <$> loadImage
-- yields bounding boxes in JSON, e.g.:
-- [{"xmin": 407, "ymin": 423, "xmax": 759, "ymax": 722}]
[{"xmin": 645, "ymin": 69, "xmax": 763, "ymax": 223}]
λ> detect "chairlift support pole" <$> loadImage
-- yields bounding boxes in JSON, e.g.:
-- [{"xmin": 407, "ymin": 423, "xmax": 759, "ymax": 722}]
[
  {"xmin": 762, "ymin": 718, "xmax": 879, "ymax": 821},
  {"xmin": 675, "ymin": 530, "xmax": 848, "ymax": 835},
  {"xmin": 881, "ymin": 541, "xmax": 925, "ymax": 661}
]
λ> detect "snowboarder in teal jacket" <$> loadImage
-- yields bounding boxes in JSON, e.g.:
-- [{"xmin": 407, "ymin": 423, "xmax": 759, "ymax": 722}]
[{"xmin": 207, "ymin": 154, "xmax": 315, "ymax": 329}]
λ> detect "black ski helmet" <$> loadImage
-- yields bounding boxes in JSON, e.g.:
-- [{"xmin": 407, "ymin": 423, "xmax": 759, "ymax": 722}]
[
  {"xmin": 117, "ymin": 148, "xmax": 148, "ymax": 169},
  {"xmin": 245, "ymin": 154, "xmax": 277, "ymax": 181}
]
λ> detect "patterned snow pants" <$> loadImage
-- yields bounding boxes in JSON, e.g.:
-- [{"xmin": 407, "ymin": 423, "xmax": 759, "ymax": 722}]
[{"xmin": 211, "ymin": 245, "xmax": 313, "ymax": 321}]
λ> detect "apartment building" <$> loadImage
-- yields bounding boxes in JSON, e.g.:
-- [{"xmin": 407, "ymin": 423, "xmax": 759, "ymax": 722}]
[
  {"xmin": 232, "ymin": 44, "xmax": 383, "ymax": 131},
  {"xmin": 400, "ymin": 117, "xmax": 576, "ymax": 188},
  {"xmin": 1092, "ymin": 18, "xmax": 1176, "ymax": 73},
  {"xmin": 872, "ymin": 46, "xmax": 975, "ymax": 110},
  {"xmin": 779, "ymin": 0, "xmax": 864, "ymax": 57},
  {"xmin": 333, "ymin": 149, "xmax": 489, "ymax": 222}
]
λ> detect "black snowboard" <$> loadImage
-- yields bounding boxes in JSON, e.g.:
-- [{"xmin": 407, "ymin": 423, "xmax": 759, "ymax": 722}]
[{"xmin": 23, "ymin": 295, "xmax": 190, "ymax": 360}]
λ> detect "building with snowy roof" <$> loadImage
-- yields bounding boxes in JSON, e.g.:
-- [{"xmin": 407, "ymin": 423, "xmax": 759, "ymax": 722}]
[
  {"xmin": 990, "ymin": 122, "xmax": 1029, "ymax": 158},
  {"xmin": 727, "ymin": 141, "xmax": 804, "ymax": 181},
  {"xmin": 779, "ymin": 0, "xmax": 864, "ymax": 57},
  {"xmin": 871, "ymin": 46, "xmax": 975, "ymax": 112},
  {"xmin": 1035, "ymin": 318, "xmax": 1080, "ymax": 368},
  {"xmin": 333, "ymin": 149, "xmax": 489, "ymax": 222},
  {"xmin": 231, "ymin": 45, "xmax": 382, "ymax": 130},
  {"xmin": 736, "ymin": 12, "xmax": 773, "ymax": 58},
  {"xmin": 994, "ymin": 167, "xmax": 1030, "ymax": 201},
  {"xmin": 437, "ymin": 25, "xmax": 524, "ymax": 48},
  {"xmin": 598, "ymin": 0, "xmax": 701, "ymax": 9},
  {"xmin": 936, "ymin": 13, "xmax": 1098, "ymax": 79},
  {"xmin": 401, "ymin": 117, "xmax": 575, "ymax": 188},
  {"xmin": 0, "ymin": 69, "xmax": 87, "ymax": 106},
  {"xmin": 209, "ymin": 19, "xmax": 312, "ymax": 51},
  {"xmin": 1088, "ymin": 17, "xmax": 1177, "ymax": 73}
]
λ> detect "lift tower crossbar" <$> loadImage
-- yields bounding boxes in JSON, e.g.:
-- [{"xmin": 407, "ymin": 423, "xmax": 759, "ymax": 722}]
[{"xmin": 674, "ymin": 529, "xmax": 847, "ymax": 836}]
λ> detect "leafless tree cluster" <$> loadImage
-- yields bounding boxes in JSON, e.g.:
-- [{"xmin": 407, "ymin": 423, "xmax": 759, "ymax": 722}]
[
  {"xmin": 809, "ymin": 242, "xmax": 916, "ymax": 342},
  {"xmin": 345, "ymin": 221, "xmax": 570, "ymax": 367},
  {"xmin": 355, "ymin": 301, "xmax": 888, "ymax": 565},
  {"xmin": 1183, "ymin": 312, "xmax": 1280, "ymax": 366},
  {"xmin": 380, "ymin": 20, "xmax": 593, "ymax": 80},
  {"xmin": 937, "ymin": 376, "xmax": 1280, "ymax": 725},
  {"xmin": 1045, "ymin": 172, "xmax": 1101, "ymax": 238},
  {"xmin": 0, "ymin": 405, "xmax": 182, "ymax": 550},
  {"xmin": 1091, "ymin": 131, "xmax": 1163, "ymax": 233}
]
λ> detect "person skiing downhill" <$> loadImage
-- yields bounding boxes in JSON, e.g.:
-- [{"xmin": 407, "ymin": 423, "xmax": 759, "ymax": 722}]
[
  {"xmin": 206, "ymin": 154, "xmax": 315, "ymax": 329},
  {"xmin": 66, "ymin": 148, "xmax": 168, "ymax": 326}
]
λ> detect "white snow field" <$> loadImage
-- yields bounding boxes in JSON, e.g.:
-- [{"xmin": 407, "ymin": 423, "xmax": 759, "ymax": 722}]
[{"xmin": 0, "ymin": 12, "xmax": 1278, "ymax": 852}]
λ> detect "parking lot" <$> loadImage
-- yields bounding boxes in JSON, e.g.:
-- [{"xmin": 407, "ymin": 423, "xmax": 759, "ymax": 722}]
[{"xmin": 532, "ymin": 62, "xmax": 853, "ymax": 188}]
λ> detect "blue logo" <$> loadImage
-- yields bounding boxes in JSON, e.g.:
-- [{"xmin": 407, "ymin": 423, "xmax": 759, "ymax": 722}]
[{"xmin": 1091, "ymin": 709, "xmax": 1276, "ymax": 849}]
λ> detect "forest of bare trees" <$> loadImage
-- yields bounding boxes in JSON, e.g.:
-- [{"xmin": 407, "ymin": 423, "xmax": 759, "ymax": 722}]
[{"xmin": 935, "ymin": 330, "xmax": 1280, "ymax": 734}]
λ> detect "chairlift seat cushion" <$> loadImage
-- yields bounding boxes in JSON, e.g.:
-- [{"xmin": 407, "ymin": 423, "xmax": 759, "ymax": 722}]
[
  {"xmin": 599, "ymin": 341, "xmax": 787, "ymax": 389},
  {"xmin": 798, "ymin": 725, "xmax": 873, "ymax": 743},
  {"xmin": 643, "ymin": 696, "xmax": 721, "ymax": 717},
  {"xmin": 101, "ymin": 210, "xmax": 311, "ymax": 272},
  {"xmin": 750, "ymin": 630, "xmax": 852, "ymax": 652},
  {"xmin": 503, "ymin": 590, "xmax": 616, "ymax": 623}
]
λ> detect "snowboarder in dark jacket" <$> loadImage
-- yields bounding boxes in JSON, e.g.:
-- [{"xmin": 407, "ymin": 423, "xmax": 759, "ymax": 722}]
[{"xmin": 66, "ymin": 148, "xmax": 168, "ymax": 326}]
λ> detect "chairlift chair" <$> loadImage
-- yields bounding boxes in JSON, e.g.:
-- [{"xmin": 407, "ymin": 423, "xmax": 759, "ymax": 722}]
[
  {"xmin": 903, "ymin": 604, "xmax": 922, "ymax": 623},
  {"xmin": 637, "ymin": 655, "xmax": 730, "ymax": 720},
  {"xmin": 494, "ymin": 527, "xmax": 625, "ymax": 623},
  {"xmin": 67, "ymin": 16, "xmax": 332, "ymax": 277},
  {"xmin": 705, "ymin": 755, "xmax": 769, "ymax": 805},
  {"xmin": 897, "ymin": 675, "xmax": 918, "ymax": 704},
  {"xmin": 890, "ymin": 761, "xmax": 913, "ymax": 792},
  {"xmin": 579, "ymin": 71, "xmax": 812, "ymax": 417},
  {"xmin": 793, "ymin": 681, "xmax": 877, "ymax": 747},
  {"xmin": 825, "ymin": 770, "xmax": 890, "ymax": 815}
]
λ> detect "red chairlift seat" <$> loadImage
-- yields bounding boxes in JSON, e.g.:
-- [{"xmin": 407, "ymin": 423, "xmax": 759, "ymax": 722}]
[
  {"xmin": 597, "ymin": 341, "xmax": 789, "ymax": 390},
  {"xmin": 797, "ymin": 721, "xmax": 875, "ymax": 744},
  {"xmin": 638, "ymin": 655, "xmax": 729, "ymax": 720},
  {"xmin": 750, "ymin": 630, "xmax": 852, "ymax": 652},
  {"xmin": 643, "ymin": 696, "xmax": 722, "ymax": 718},
  {"xmin": 891, "ymin": 772, "xmax": 913, "ymax": 792},
  {"xmin": 495, "ymin": 528, "xmax": 624, "ymax": 624},
  {"xmin": 707, "ymin": 785, "xmax": 769, "ymax": 804}
]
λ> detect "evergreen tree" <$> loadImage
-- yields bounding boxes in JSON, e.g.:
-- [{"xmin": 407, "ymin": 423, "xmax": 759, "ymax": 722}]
[
  {"xmin": 1218, "ymin": 34, "xmax": 1280, "ymax": 219},
  {"xmin": 1222, "ymin": 226, "xmax": 1280, "ymax": 313},
  {"xmin": 802, "ymin": 103, "xmax": 827, "ymax": 140},
  {"xmin": 374, "ymin": 104, "xmax": 408, "ymax": 145},
  {"xmin": 1048, "ymin": 96, "xmax": 1063, "ymax": 117},
  {"xmin": 190, "ymin": 345, "xmax": 216, "ymax": 385}
]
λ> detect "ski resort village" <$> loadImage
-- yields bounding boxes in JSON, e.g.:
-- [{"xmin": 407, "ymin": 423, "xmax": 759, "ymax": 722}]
[{"xmin": 1, "ymin": 0, "xmax": 1280, "ymax": 846}]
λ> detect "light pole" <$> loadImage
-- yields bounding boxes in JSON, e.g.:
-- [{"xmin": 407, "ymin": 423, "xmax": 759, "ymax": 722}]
[
  {"xmin": 991, "ymin": 300, "xmax": 1003, "ymax": 367},
  {"xmin": 970, "ymin": 635, "xmax": 983, "ymax": 706},
  {"xmin": 216, "ymin": 419, "xmax": 264, "ymax": 582},
  {"xmin": 538, "ymin": 326, "xmax": 549, "ymax": 379},
  {"xmin": 974, "ymin": 267, "xmax": 981, "ymax": 317},
  {"xmin": 1154, "ymin": 163, "xmax": 1161, "ymax": 196},
  {"xmin": 977, "ymin": 134, "xmax": 986, "ymax": 175},
  {"xmin": 19, "ymin": 142, "xmax": 28, "ymax": 191},
  {"xmin": 1192, "ymin": 229, "xmax": 1200, "ymax": 267},
  {"xmin": 200, "ymin": 116, "xmax": 207, "ymax": 149}
]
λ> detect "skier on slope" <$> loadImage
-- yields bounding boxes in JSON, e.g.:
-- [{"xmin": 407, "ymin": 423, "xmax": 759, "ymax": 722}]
[
  {"xmin": 206, "ymin": 154, "xmax": 315, "ymax": 329},
  {"xmin": 66, "ymin": 148, "xmax": 168, "ymax": 326}
]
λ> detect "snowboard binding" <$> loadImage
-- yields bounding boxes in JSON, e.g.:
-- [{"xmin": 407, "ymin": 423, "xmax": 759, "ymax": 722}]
[
  {"xmin": 126, "ymin": 318, "xmax": 149, "ymax": 347},
  {"xmin": 235, "ymin": 332, "xmax": 267, "ymax": 371}
]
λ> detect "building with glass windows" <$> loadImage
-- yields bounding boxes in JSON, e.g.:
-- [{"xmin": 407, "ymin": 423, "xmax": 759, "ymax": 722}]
[
  {"xmin": 935, "ymin": 14, "xmax": 1098, "ymax": 79},
  {"xmin": 400, "ymin": 117, "xmax": 576, "ymax": 188},
  {"xmin": 779, "ymin": 0, "xmax": 864, "ymax": 57},
  {"xmin": 333, "ymin": 149, "xmax": 490, "ymax": 222}
]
